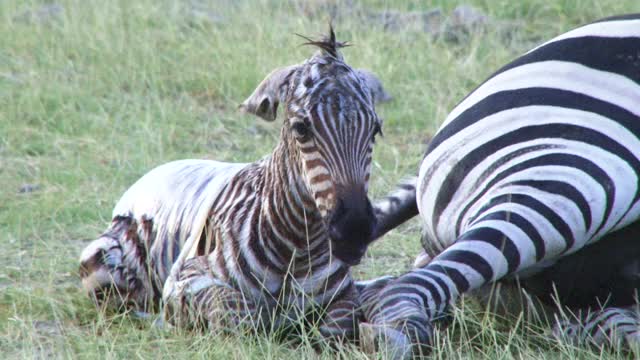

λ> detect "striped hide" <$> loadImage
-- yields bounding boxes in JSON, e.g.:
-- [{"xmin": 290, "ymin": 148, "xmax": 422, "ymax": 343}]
[
  {"xmin": 79, "ymin": 27, "xmax": 387, "ymax": 343},
  {"xmin": 360, "ymin": 14, "xmax": 640, "ymax": 357}
]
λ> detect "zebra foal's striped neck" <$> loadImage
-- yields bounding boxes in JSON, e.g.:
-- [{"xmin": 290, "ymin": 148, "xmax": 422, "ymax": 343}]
[{"xmin": 261, "ymin": 139, "xmax": 326, "ymax": 257}]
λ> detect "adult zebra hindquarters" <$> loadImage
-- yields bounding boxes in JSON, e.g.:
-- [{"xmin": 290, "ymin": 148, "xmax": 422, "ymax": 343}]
[{"xmin": 361, "ymin": 14, "xmax": 640, "ymax": 356}]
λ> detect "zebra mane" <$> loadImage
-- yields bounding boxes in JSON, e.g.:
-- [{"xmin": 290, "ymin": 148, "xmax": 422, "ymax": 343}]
[{"xmin": 297, "ymin": 24, "xmax": 350, "ymax": 59}]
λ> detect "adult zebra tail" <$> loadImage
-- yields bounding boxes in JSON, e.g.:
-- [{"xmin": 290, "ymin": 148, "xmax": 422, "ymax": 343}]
[{"xmin": 371, "ymin": 176, "xmax": 419, "ymax": 240}]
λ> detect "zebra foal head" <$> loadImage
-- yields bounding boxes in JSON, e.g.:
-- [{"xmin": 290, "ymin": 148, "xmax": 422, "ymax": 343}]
[{"xmin": 241, "ymin": 26, "xmax": 383, "ymax": 265}]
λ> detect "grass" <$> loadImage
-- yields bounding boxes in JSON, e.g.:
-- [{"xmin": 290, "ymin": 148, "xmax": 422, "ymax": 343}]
[{"xmin": 2, "ymin": 0, "xmax": 640, "ymax": 358}]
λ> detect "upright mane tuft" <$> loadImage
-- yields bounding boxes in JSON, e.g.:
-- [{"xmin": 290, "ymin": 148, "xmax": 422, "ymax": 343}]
[{"xmin": 298, "ymin": 24, "xmax": 350, "ymax": 59}]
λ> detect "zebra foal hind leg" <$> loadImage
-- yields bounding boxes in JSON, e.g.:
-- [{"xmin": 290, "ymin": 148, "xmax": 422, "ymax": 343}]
[
  {"xmin": 79, "ymin": 215, "xmax": 154, "ymax": 312},
  {"xmin": 162, "ymin": 255, "xmax": 264, "ymax": 333},
  {"xmin": 553, "ymin": 307, "xmax": 640, "ymax": 349}
]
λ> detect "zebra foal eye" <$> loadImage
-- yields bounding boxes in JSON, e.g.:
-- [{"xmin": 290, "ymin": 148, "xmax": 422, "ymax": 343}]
[{"xmin": 291, "ymin": 120, "xmax": 311, "ymax": 141}]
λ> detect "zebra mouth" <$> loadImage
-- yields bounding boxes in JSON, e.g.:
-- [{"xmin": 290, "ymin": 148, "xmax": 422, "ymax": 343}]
[
  {"xmin": 326, "ymin": 186, "xmax": 376, "ymax": 266},
  {"xmin": 328, "ymin": 212, "xmax": 375, "ymax": 266},
  {"xmin": 331, "ymin": 246, "xmax": 367, "ymax": 266}
]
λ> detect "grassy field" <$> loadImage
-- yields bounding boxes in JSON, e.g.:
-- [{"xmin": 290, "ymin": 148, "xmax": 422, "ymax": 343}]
[{"xmin": 2, "ymin": 0, "xmax": 640, "ymax": 358}]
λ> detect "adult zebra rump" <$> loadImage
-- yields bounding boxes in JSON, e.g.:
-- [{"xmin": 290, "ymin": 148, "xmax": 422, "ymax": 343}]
[
  {"xmin": 79, "ymin": 28, "xmax": 385, "ymax": 342},
  {"xmin": 359, "ymin": 14, "xmax": 640, "ymax": 357}
]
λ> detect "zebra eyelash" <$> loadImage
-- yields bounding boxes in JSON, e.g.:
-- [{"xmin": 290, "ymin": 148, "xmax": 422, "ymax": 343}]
[{"xmin": 372, "ymin": 122, "xmax": 383, "ymax": 143}]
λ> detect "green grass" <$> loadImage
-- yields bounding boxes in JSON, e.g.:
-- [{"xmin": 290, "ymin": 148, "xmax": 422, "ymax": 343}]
[{"xmin": 2, "ymin": 0, "xmax": 640, "ymax": 358}]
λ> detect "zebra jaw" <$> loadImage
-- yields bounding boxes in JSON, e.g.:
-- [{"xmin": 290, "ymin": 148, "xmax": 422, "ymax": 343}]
[{"xmin": 359, "ymin": 322, "xmax": 413, "ymax": 360}]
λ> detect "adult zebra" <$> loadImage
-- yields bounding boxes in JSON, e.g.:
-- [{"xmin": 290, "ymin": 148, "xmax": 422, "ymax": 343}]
[
  {"xmin": 359, "ymin": 14, "xmax": 640, "ymax": 357},
  {"xmin": 79, "ymin": 28, "xmax": 385, "ymax": 342}
]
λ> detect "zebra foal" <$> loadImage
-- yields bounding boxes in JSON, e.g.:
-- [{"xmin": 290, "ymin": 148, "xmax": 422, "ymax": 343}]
[
  {"xmin": 79, "ymin": 27, "xmax": 385, "ymax": 342},
  {"xmin": 359, "ymin": 14, "xmax": 640, "ymax": 357}
]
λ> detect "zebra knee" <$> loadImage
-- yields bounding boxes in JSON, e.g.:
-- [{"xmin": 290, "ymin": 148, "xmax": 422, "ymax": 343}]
[
  {"xmin": 79, "ymin": 235, "xmax": 129, "ymax": 310},
  {"xmin": 413, "ymin": 249, "xmax": 432, "ymax": 268},
  {"xmin": 356, "ymin": 275, "xmax": 396, "ymax": 310},
  {"xmin": 318, "ymin": 298, "xmax": 362, "ymax": 342},
  {"xmin": 163, "ymin": 256, "xmax": 213, "ymax": 329},
  {"xmin": 80, "ymin": 216, "xmax": 153, "ymax": 312},
  {"xmin": 162, "ymin": 256, "xmax": 253, "ymax": 332}
]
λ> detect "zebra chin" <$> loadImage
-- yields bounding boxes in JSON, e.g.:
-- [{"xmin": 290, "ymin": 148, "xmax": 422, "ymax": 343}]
[{"xmin": 327, "ymin": 189, "xmax": 377, "ymax": 266}]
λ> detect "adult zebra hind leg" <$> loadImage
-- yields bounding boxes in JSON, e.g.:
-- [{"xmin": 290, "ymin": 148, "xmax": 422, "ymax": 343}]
[
  {"xmin": 359, "ymin": 183, "xmax": 616, "ymax": 358},
  {"xmin": 552, "ymin": 307, "xmax": 640, "ymax": 349},
  {"xmin": 79, "ymin": 215, "xmax": 155, "ymax": 312},
  {"xmin": 371, "ymin": 176, "xmax": 419, "ymax": 241},
  {"xmin": 357, "ymin": 274, "xmax": 435, "ymax": 359}
]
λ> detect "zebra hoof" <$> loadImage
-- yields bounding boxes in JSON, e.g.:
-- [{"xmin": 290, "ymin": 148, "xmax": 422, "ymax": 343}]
[{"xmin": 359, "ymin": 322, "xmax": 412, "ymax": 360}]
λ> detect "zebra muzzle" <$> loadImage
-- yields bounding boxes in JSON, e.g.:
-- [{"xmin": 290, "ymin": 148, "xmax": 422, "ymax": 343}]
[{"xmin": 327, "ymin": 190, "xmax": 376, "ymax": 265}]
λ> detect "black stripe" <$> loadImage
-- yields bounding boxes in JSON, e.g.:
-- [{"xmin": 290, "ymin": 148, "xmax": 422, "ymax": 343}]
[
  {"xmin": 380, "ymin": 285, "xmax": 433, "ymax": 311},
  {"xmin": 423, "ymin": 271, "xmax": 451, "ymax": 304},
  {"xmin": 427, "ymin": 87, "xmax": 640, "ymax": 164},
  {"xmin": 439, "ymin": 33, "xmax": 640, "ymax": 115},
  {"xmin": 396, "ymin": 274, "xmax": 443, "ymax": 306},
  {"xmin": 171, "ymin": 232, "xmax": 181, "ymax": 265},
  {"xmin": 507, "ymin": 180, "xmax": 592, "ymax": 231},
  {"xmin": 497, "ymin": 153, "xmax": 612, "ymax": 237},
  {"xmin": 434, "ymin": 126, "xmax": 622, "ymax": 235},
  {"xmin": 426, "ymin": 264, "xmax": 470, "ymax": 294},
  {"xmin": 474, "ymin": 192, "xmax": 576, "ymax": 254},
  {"xmin": 499, "ymin": 36, "xmax": 640, "ymax": 85},
  {"xmin": 471, "ymin": 210, "xmax": 545, "ymax": 262},
  {"xmin": 435, "ymin": 250, "xmax": 494, "ymax": 283},
  {"xmin": 454, "ymin": 144, "xmax": 558, "ymax": 235},
  {"xmin": 458, "ymin": 226, "xmax": 520, "ymax": 274},
  {"xmin": 247, "ymin": 200, "xmax": 285, "ymax": 276}
]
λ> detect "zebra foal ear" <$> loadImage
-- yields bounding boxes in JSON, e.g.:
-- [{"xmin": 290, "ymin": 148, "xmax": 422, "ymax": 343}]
[
  {"xmin": 240, "ymin": 65, "xmax": 299, "ymax": 121},
  {"xmin": 355, "ymin": 69, "xmax": 392, "ymax": 104}
]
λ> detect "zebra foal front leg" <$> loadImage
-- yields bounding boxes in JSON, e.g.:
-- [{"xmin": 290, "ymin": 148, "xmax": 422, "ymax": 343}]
[
  {"xmin": 316, "ymin": 285, "xmax": 363, "ymax": 344},
  {"xmin": 162, "ymin": 256, "xmax": 264, "ymax": 333}
]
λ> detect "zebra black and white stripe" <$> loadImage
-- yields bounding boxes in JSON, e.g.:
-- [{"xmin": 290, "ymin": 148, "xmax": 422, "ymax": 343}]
[
  {"xmin": 79, "ymin": 27, "xmax": 386, "ymax": 342},
  {"xmin": 360, "ymin": 14, "xmax": 640, "ymax": 356}
]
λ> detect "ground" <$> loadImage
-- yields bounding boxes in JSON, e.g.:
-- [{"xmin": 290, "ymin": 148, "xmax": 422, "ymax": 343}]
[{"xmin": 2, "ymin": 0, "xmax": 640, "ymax": 358}]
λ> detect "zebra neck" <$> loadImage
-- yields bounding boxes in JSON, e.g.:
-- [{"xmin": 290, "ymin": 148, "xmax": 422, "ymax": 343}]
[{"xmin": 260, "ymin": 144, "xmax": 327, "ymax": 255}]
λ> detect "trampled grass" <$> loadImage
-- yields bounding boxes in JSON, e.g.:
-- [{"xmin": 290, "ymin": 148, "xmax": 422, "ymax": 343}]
[{"xmin": 2, "ymin": 0, "xmax": 640, "ymax": 358}]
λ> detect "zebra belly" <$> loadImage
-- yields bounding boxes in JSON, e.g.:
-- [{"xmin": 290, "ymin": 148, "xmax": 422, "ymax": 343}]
[{"xmin": 520, "ymin": 219, "xmax": 640, "ymax": 309}]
